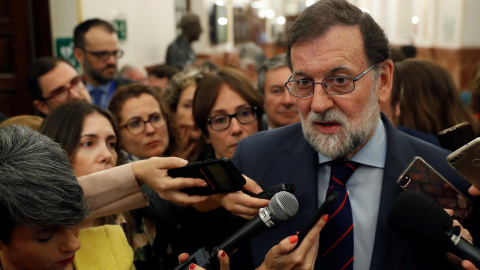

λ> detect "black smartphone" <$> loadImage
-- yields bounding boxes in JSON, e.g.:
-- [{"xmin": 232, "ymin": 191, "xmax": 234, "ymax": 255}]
[
  {"xmin": 396, "ymin": 156, "xmax": 473, "ymax": 222},
  {"xmin": 254, "ymin": 183, "xmax": 295, "ymax": 199},
  {"xmin": 437, "ymin": 122, "xmax": 476, "ymax": 152},
  {"xmin": 289, "ymin": 191, "xmax": 339, "ymax": 252},
  {"xmin": 447, "ymin": 137, "xmax": 480, "ymax": 191},
  {"xmin": 168, "ymin": 158, "xmax": 246, "ymax": 196}
]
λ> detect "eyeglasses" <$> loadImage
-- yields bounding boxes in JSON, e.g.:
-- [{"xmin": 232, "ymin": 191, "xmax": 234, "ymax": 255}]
[
  {"xmin": 43, "ymin": 76, "xmax": 85, "ymax": 102},
  {"xmin": 120, "ymin": 113, "xmax": 165, "ymax": 135},
  {"xmin": 207, "ymin": 107, "xmax": 258, "ymax": 131},
  {"xmin": 284, "ymin": 64, "xmax": 377, "ymax": 97},
  {"xmin": 84, "ymin": 49, "xmax": 124, "ymax": 61}
]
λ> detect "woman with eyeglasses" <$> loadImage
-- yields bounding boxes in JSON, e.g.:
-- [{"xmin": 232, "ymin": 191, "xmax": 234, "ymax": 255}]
[
  {"xmin": 193, "ymin": 67, "xmax": 264, "ymax": 159},
  {"xmin": 108, "ymin": 83, "xmax": 268, "ymax": 269},
  {"xmin": 109, "ymin": 84, "xmax": 169, "ymax": 163}
]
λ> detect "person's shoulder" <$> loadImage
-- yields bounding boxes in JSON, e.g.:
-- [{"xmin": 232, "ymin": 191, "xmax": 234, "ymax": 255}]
[{"xmin": 241, "ymin": 122, "xmax": 303, "ymax": 146}]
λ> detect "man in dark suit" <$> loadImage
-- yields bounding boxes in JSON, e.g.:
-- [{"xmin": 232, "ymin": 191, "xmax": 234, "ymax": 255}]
[
  {"xmin": 73, "ymin": 18, "xmax": 135, "ymax": 109},
  {"xmin": 229, "ymin": 0, "xmax": 480, "ymax": 269}
]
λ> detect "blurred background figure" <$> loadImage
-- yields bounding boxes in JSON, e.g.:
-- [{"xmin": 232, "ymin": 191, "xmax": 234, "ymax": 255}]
[
  {"xmin": 400, "ymin": 45, "xmax": 417, "ymax": 59},
  {"xmin": 193, "ymin": 67, "xmax": 264, "ymax": 160},
  {"xmin": 257, "ymin": 53, "xmax": 299, "ymax": 129},
  {"xmin": 389, "ymin": 46, "xmax": 406, "ymax": 63},
  {"xmin": 166, "ymin": 13, "xmax": 203, "ymax": 70},
  {"xmin": 0, "ymin": 115, "xmax": 43, "ymax": 130},
  {"xmin": 468, "ymin": 61, "xmax": 480, "ymax": 118},
  {"xmin": 26, "ymin": 56, "xmax": 92, "ymax": 115},
  {"xmin": 228, "ymin": 42, "xmax": 266, "ymax": 85},
  {"xmin": 73, "ymin": 18, "xmax": 135, "ymax": 108},
  {"xmin": 163, "ymin": 66, "xmax": 208, "ymax": 161},
  {"xmin": 388, "ymin": 59, "xmax": 479, "ymax": 140},
  {"xmin": 0, "ymin": 111, "xmax": 7, "ymax": 122},
  {"xmin": 120, "ymin": 64, "xmax": 148, "ymax": 84},
  {"xmin": 147, "ymin": 64, "xmax": 180, "ymax": 95}
]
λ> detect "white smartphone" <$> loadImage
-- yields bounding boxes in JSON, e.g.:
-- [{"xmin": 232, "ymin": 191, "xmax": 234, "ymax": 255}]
[{"xmin": 447, "ymin": 137, "xmax": 480, "ymax": 191}]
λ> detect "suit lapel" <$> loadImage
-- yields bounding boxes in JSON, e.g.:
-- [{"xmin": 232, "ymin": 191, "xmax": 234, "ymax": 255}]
[{"xmin": 280, "ymin": 126, "xmax": 319, "ymax": 236}]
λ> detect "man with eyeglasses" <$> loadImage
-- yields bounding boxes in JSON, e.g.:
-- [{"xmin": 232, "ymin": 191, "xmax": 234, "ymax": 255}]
[
  {"xmin": 73, "ymin": 18, "xmax": 135, "ymax": 109},
  {"xmin": 26, "ymin": 56, "xmax": 92, "ymax": 115},
  {"xmin": 227, "ymin": 0, "xmax": 480, "ymax": 270},
  {"xmin": 257, "ymin": 53, "xmax": 299, "ymax": 129}
]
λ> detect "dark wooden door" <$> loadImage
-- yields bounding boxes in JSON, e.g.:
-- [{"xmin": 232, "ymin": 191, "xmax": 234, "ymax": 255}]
[{"xmin": 0, "ymin": 0, "xmax": 51, "ymax": 117}]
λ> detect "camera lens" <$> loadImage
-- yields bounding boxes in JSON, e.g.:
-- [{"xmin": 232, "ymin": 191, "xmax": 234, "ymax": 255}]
[{"xmin": 398, "ymin": 175, "xmax": 410, "ymax": 187}]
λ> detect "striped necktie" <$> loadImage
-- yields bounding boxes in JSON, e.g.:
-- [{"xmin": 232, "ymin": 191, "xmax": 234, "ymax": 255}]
[{"xmin": 319, "ymin": 161, "xmax": 359, "ymax": 270}]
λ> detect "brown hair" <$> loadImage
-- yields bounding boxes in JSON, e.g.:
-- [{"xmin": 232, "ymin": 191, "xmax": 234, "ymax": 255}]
[
  {"xmin": 163, "ymin": 67, "xmax": 207, "ymax": 113},
  {"xmin": 284, "ymin": 0, "xmax": 389, "ymax": 72},
  {"xmin": 394, "ymin": 59, "xmax": 478, "ymax": 135},
  {"xmin": 193, "ymin": 67, "xmax": 264, "ymax": 135},
  {"xmin": 40, "ymin": 101, "xmax": 121, "ymax": 164},
  {"xmin": 109, "ymin": 83, "xmax": 166, "ymax": 126}
]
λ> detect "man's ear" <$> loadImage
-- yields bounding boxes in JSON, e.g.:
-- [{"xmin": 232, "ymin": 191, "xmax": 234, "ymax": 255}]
[
  {"xmin": 33, "ymin": 100, "xmax": 50, "ymax": 115},
  {"xmin": 73, "ymin": 47, "xmax": 84, "ymax": 64},
  {"xmin": 376, "ymin": 59, "xmax": 394, "ymax": 104}
]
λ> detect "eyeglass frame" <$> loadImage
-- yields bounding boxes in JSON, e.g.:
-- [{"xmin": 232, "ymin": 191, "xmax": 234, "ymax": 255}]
[
  {"xmin": 42, "ymin": 75, "xmax": 85, "ymax": 102},
  {"xmin": 207, "ymin": 106, "xmax": 259, "ymax": 131},
  {"xmin": 83, "ymin": 49, "xmax": 125, "ymax": 61},
  {"xmin": 120, "ymin": 112, "xmax": 166, "ymax": 135},
  {"xmin": 283, "ymin": 63, "xmax": 377, "ymax": 98}
]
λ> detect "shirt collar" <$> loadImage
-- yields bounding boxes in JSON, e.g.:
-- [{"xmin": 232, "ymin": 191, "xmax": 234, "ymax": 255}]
[{"xmin": 318, "ymin": 116, "xmax": 386, "ymax": 168}]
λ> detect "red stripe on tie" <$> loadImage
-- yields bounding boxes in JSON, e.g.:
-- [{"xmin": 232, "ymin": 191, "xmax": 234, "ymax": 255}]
[
  {"xmin": 331, "ymin": 176, "xmax": 345, "ymax": 186},
  {"xmin": 328, "ymin": 192, "xmax": 348, "ymax": 221},
  {"xmin": 339, "ymin": 257, "xmax": 354, "ymax": 270},
  {"xmin": 321, "ymin": 224, "xmax": 354, "ymax": 258},
  {"xmin": 346, "ymin": 162, "xmax": 356, "ymax": 171},
  {"xmin": 327, "ymin": 185, "xmax": 334, "ymax": 195}
]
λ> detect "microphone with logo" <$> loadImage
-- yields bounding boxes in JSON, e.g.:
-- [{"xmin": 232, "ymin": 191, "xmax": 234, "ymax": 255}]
[
  {"xmin": 387, "ymin": 190, "xmax": 480, "ymax": 268},
  {"xmin": 175, "ymin": 191, "xmax": 299, "ymax": 270}
]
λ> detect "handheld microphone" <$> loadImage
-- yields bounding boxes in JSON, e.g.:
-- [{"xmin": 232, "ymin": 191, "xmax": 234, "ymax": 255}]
[
  {"xmin": 387, "ymin": 190, "xmax": 480, "ymax": 267},
  {"xmin": 175, "ymin": 191, "xmax": 299, "ymax": 270}
]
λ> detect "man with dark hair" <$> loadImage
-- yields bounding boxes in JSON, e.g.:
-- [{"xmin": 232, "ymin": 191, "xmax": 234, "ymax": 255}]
[
  {"xmin": 257, "ymin": 53, "xmax": 299, "ymax": 129},
  {"xmin": 26, "ymin": 56, "xmax": 92, "ymax": 115},
  {"xmin": 147, "ymin": 64, "xmax": 180, "ymax": 95},
  {"xmin": 73, "ymin": 18, "xmax": 134, "ymax": 108},
  {"xmin": 165, "ymin": 13, "xmax": 203, "ymax": 70},
  {"xmin": 229, "ymin": 0, "xmax": 480, "ymax": 269}
]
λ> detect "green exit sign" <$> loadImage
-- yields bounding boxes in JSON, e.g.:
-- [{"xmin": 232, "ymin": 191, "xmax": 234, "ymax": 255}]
[{"xmin": 112, "ymin": 19, "xmax": 127, "ymax": 41}]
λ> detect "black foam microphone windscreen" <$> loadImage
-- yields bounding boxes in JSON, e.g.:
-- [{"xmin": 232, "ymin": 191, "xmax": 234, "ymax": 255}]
[{"xmin": 387, "ymin": 190, "xmax": 454, "ymax": 253}]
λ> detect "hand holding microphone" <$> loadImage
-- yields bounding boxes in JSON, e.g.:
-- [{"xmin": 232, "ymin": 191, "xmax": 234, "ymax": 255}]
[
  {"xmin": 180, "ymin": 213, "xmax": 329, "ymax": 270},
  {"xmin": 175, "ymin": 191, "xmax": 299, "ymax": 270},
  {"xmin": 387, "ymin": 190, "xmax": 480, "ymax": 269}
]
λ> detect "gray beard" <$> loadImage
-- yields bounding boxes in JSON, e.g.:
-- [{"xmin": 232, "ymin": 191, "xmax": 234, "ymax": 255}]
[{"xmin": 300, "ymin": 89, "xmax": 380, "ymax": 160}]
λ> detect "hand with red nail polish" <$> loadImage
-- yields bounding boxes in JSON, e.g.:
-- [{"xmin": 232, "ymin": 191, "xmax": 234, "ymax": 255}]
[{"xmin": 256, "ymin": 214, "xmax": 328, "ymax": 270}]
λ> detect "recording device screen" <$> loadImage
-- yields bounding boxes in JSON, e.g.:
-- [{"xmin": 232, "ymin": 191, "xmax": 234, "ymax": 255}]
[{"xmin": 205, "ymin": 163, "xmax": 234, "ymax": 190}]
